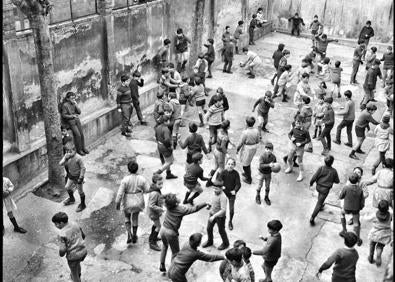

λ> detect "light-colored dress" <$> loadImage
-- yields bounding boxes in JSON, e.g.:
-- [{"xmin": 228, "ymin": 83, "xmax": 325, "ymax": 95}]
[
  {"xmin": 368, "ymin": 214, "xmax": 392, "ymax": 245},
  {"xmin": 115, "ymin": 174, "xmax": 150, "ymax": 213},
  {"xmin": 367, "ymin": 169, "xmax": 393, "ymax": 208},
  {"xmin": 374, "ymin": 125, "xmax": 393, "ymax": 152},
  {"xmin": 3, "ymin": 177, "xmax": 17, "ymax": 212},
  {"xmin": 238, "ymin": 128, "xmax": 260, "ymax": 167}
]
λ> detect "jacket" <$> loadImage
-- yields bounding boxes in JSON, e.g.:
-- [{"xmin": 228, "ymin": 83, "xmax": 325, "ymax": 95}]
[
  {"xmin": 174, "ymin": 35, "xmax": 191, "ymax": 53},
  {"xmin": 148, "ymin": 187, "xmax": 163, "ymax": 220},
  {"xmin": 129, "ymin": 78, "xmax": 144, "ymax": 100},
  {"xmin": 359, "ymin": 26, "xmax": 374, "ymax": 41}
]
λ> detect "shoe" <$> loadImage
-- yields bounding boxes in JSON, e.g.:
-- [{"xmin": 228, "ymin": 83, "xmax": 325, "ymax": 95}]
[
  {"xmin": 227, "ymin": 71, "xmax": 233, "ymax": 74},
  {"xmin": 305, "ymin": 147, "xmax": 313, "ymax": 153},
  {"xmin": 262, "ymin": 128, "xmax": 269, "ymax": 133},
  {"xmin": 264, "ymin": 196, "xmax": 271, "ymax": 206},
  {"xmin": 309, "ymin": 218, "xmax": 315, "ymax": 226},
  {"xmin": 76, "ymin": 203, "xmax": 86, "ymax": 212},
  {"xmin": 356, "ymin": 149, "xmax": 365, "ymax": 154},
  {"xmin": 222, "ymin": 70, "xmax": 226, "ymax": 73},
  {"xmin": 132, "ymin": 234, "xmax": 138, "ymax": 243},
  {"xmin": 140, "ymin": 121, "xmax": 148, "ymax": 125},
  {"xmin": 370, "ymin": 99, "xmax": 377, "ymax": 102},
  {"xmin": 63, "ymin": 197, "xmax": 75, "ymax": 206},
  {"xmin": 348, "ymin": 218, "xmax": 354, "ymax": 225},
  {"xmin": 207, "ymin": 75, "xmax": 213, "ymax": 78},
  {"xmin": 333, "ymin": 140, "xmax": 341, "ymax": 145},
  {"xmin": 121, "ymin": 132, "xmax": 132, "ymax": 137},
  {"xmin": 159, "ymin": 263, "xmax": 166, "ymax": 272},
  {"xmin": 82, "ymin": 148, "xmax": 90, "ymax": 154},
  {"xmin": 255, "ymin": 194, "xmax": 261, "ymax": 205},
  {"xmin": 349, "ymin": 153, "xmax": 359, "ymax": 160},
  {"xmin": 77, "ymin": 151, "xmax": 86, "ymax": 156},
  {"xmin": 357, "ymin": 238, "xmax": 363, "ymax": 246},
  {"xmin": 248, "ymin": 75, "xmax": 255, "ymax": 79},
  {"xmin": 344, "ymin": 143, "xmax": 352, "ymax": 147},
  {"xmin": 246, "ymin": 72, "xmax": 252, "ymax": 75},
  {"xmin": 217, "ymin": 244, "xmax": 229, "ymax": 251},
  {"xmin": 202, "ymin": 241, "xmax": 213, "ymax": 248},
  {"xmin": 293, "ymin": 162, "xmax": 299, "ymax": 168},
  {"xmin": 14, "ymin": 227, "xmax": 27, "ymax": 234},
  {"xmin": 150, "ymin": 242, "xmax": 161, "ymax": 251},
  {"xmin": 242, "ymin": 177, "xmax": 252, "ymax": 184},
  {"xmin": 284, "ymin": 167, "xmax": 292, "ymax": 174},
  {"xmin": 199, "ymin": 123, "xmax": 204, "ymax": 127},
  {"xmin": 368, "ymin": 255, "xmax": 374, "ymax": 264},
  {"xmin": 228, "ymin": 221, "xmax": 233, "ymax": 230},
  {"xmin": 321, "ymin": 150, "xmax": 329, "ymax": 156},
  {"xmin": 376, "ymin": 256, "xmax": 382, "ymax": 267},
  {"xmin": 339, "ymin": 231, "xmax": 346, "ymax": 237},
  {"xmin": 166, "ymin": 173, "xmax": 178, "ymax": 179},
  {"xmin": 296, "ymin": 174, "xmax": 304, "ymax": 182},
  {"xmin": 372, "ymin": 168, "xmax": 376, "ymax": 175}
]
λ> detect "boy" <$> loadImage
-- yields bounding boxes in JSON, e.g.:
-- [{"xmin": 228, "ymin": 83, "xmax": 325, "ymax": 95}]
[
  {"xmin": 59, "ymin": 144, "xmax": 86, "ymax": 212},
  {"xmin": 153, "ymin": 91, "xmax": 167, "ymax": 125},
  {"xmin": 220, "ymin": 240, "xmax": 255, "ymax": 281},
  {"xmin": 252, "ymin": 90, "xmax": 274, "ymax": 134},
  {"xmin": 225, "ymin": 248, "xmax": 252, "ymax": 281},
  {"xmin": 380, "ymin": 46, "xmax": 393, "ymax": 86},
  {"xmin": 155, "ymin": 115, "xmax": 178, "ymax": 179},
  {"xmin": 294, "ymin": 73, "xmax": 313, "ymax": 110},
  {"xmin": 204, "ymin": 38, "xmax": 215, "ymax": 78},
  {"xmin": 320, "ymin": 97, "xmax": 335, "ymax": 156},
  {"xmin": 270, "ymin": 43, "xmax": 285, "ymax": 85},
  {"xmin": 334, "ymin": 90, "xmax": 355, "ymax": 147},
  {"xmin": 358, "ymin": 20, "xmax": 374, "ymax": 60},
  {"xmin": 222, "ymin": 25, "xmax": 231, "ymax": 47},
  {"xmin": 256, "ymin": 142, "xmax": 277, "ymax": 206},
  {"xmin": 273, "ymin": 49, "xmax": 291, "ymax": 93},
  {"xmin": 350, "ymin": 43, "xmax": 365, "ymax": 85},
  {"xmin": 205, "ymin": 94, "xmax": 224, "ymax": 151},
  {"xmin": 183, "ymin": 153, "xmax": 209, "ymax": 205},
  {"xmin": 193, "ymin": 53, "xmax": 208, "ymax": 90},
  {"xmin": 288, "ymin": 13, "xmax": 305, "ymax": 36},
  {"xmin": 300, "ymin": 96, "xmax": 314, "ymax": 152},
  {"xmin": 309, "ymin": 155, "xmax": 340, "ymax": 226},
  {"xmin": 314, "ymin": 34, "xmax": 338, "ymax": 60},
  {"xmin": 253, "ymin": 219, "xmax": 283, "ymax": 282},
  {"xmin": 330, "ymin": 60, "xmax": 343, "ymax": 98},
  {"xmin": 309, "ymin": 15, "xmax": 323, "ymax": 47},
  {"xmin": 153, "ymin": 38, "xmax": 171, "ymax": 82},
  {"xmin": 148, "ymin": 173, "xmax": 164, "ymax": 251},
  {"xmin": 3, "ymin": 177, "xmax": 27, "ymax": 234},
  {"xmin": 240, "ymin": 47, "xmax": 262, "ymax": 79},
  {"xmin": 178, "ymin": 122, "xmax": 209, "ymax": 164},
  {"xmin": 285, "ymin": 115, "xmax": 311, "ymax": 182},
  {"xmin": 202, "ymin": 185, "xmax": 229, "ymax": 250},
  {"xmin": 168, "ymin": 63, "xmax": 182, "ymax": 94},
  {"xmin": 312, "ymin": 93, "xmax": 325, "ymax": 139},
  {"xmin": 256, "ymin": 7, "xmax": 266, "ymax": 26},
  {"xmin": 248, "ymin": 14, "xmax": 258, "ymax": 45},
  {"xmin": 349, "ymin": 103, "xmax": 379, "ymax": 159},
  {"xmin": 190, "ymin": 77, "xmax": 206, "ymax": 127},
  {"xmin": 339, "ymin": 173, "xmax": 365, "ymax": 245},
  {"xmin": 316, "ymin": 232, "xmax": 359, "ymax": 281},
  {"xmin": 174, "ymin": 28, "xmax": 191, "ymax": 73},
  {"xmin": 233, "ymin": 21, "xmax": 244, "ymax": 54},
  {"xmin": 52, "ymin": 212, "xmax": 87, "ymax": 282},
  {"xmin": 168, "ymin": 92, "xmax": 182, "ymax": 148},
  {"xmin": 129, "ymin": 70, "xmax": 148, "ymax": 125},
  {"xmin": 275, "ymin": 64, "xmax": 293, "ymax": 102},
  {"xmin": 223, "ymin": 37, "xmax": 235, "ymax": 74},
  {"xmin": 117, "ymin": 75, "xmax": 133, "ymax": 137},
  {"xmin": 209, "ymin": 87, "xmax": 229, "ymax": 114},
  {"xmin": 361, "ymin": 59, "xmax": 382, "ymax": 107}
]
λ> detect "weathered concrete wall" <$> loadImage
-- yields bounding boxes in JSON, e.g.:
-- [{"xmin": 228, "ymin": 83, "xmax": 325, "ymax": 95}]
[{"xmin": 271, "ymin": 0, "xmax": 393, "ymax": 43}]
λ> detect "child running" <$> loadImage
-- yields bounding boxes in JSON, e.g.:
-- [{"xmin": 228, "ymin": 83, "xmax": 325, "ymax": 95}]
[
  {"xmin": 183, "ymin": 153, "xmax": 209, "ymax": 205},
  {"xmin": 252, "ymin": 90, "xmax": 275, "ymax": 135}
]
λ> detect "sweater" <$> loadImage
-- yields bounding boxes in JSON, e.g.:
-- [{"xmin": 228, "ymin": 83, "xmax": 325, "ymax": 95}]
[
  {"xmin": 352, "ymin": 46, "xmax": 364, "ymax": 62},
  {"xmin": 148, "ymin": 187, "xmax": 163, "ymax": 220},
  {"xmin": 364, "ymin": 67, "xmax": 382, "ymax": 90},
  {"xmin": 258, "ymin": 152, "xmax": 277, "ymax": 174},
  {"xmin": 315, "ymin": 35, "xmax": 336, "ymax": 53},
  {"xmin": 288, "ymin": 16, "xmax": 305, "ymax": 27},
  {"xmin": 233, "ymin": 26, "xmax": 243, "ymax": 39},
  {"xmin": 249, "ymin": 18, "xmax": 257, "ymax": 30},
  {"xmin": 309, "ymin": 20, "xmax": 323, "ymax": 32},
  {"xmin": 116, "ymin": 85, "xmax": 132, "ymax": 104},
  {"xmin": 355, "ymin": 110, "xmax": 379, "ymax": 129},
  {"xmin": 337, "ymin": 100, "xmax": 355, "ymax": 121},
  {"xmin": 322, "ymin": 106, "xmax": 335, "ymax": 126},
  {"xmin": 209, "ymin": 192, "xmax": 227, "ymax": 217},
  {"xmin": 179, "ymin": 133, "xmax": 209, "ymax": 156},
  {"xmin": 204, "ymin": 44, "xmax": 215, "ymax": 62},
  {"xmin": 58, "ymin": 221, "xmax": 87, "ymax": 261},
  {"xmin": 339, "ymin": 184, "xmax": 365, "ymax": 211},
  {"xmin": 272, "ymin": 50, "xmax": 283, "ymax": 69},
  {"xmin": 254, "ymin": 97, "xmax": 274, "ymax": 115},
  {"xmin": 129, "ymin": 78, "xmax": 144, "ymax": 100},
  {"xmin": 219, "ymin": 169, "xmax": 241, "ymax": 197},
  {"xmin": 253, "ymin": 233, "xmax": 282, "ymax": 262},
  {"xmin": 330, "ymin": 67, "xmax": 342, "ymax": 83},
  {"xmin": 310, "ymin": 165, "xmax": 339, "ymax": 193},
  {"xmin": 61, "ymin": 101, "xmax": 81, "ymax": 121},
  {"xmin": 184, "ymin": 163, "xmax": 206, "ymax": 186},
  {"xmin": 381, "ymin": 52, "xmax": 394, "ymax": 69},
  {"xmin": 191, "ymin": 84, "xmax": 206, "ymax": 102},
  {"xmin": 174, "ymin": 35, "xmax": 191, "ymax": 53},
  {"xmin": 163, "ymin": 204, "xmax": 205, "ymax": 234},
  {"xmin": 206, "ymin": 104, "xmax": 224, "ymax": 126},
  {"xmin": 209, "ymin": 94, "xmax": 229, "ymax": 112},
  {"xmin": 358, "ymin": 26, "xmax": 374, "ymax": 41},
  {"xmin": 288, "ymin": 126, "xmax": 311, "ymax": 146},
  {"xmin": 64, "ymin": 154, "xmax": 85, "ymax": 179},
  {"xmin": 319, "ymin": 248, "xmax": 359, "ymax": 281},
  {"xmin": 223, "ymin": 42, "xmax": 235, "ymax": 59},
  {"xmin": 155, "ymin": 123, "xmax": 172, "ymax": 149}
]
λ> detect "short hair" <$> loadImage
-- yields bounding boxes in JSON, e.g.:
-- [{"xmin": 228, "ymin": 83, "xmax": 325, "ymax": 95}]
[
  {"xmin": 242, "ymin": 47, "xmax": 249, "ymax": 52},
  {"xmin": 353, "ymin": 166, "xmax": 363, "ymax": 176},
  {"xmin": 192, "ymin": 152, "xmax": 203, "ymax": 163},
  {"xmin": 324, "ymin": 155, "xmax": 334, "ymax": 166},
  {"xmin": 128, "ymin": 161, "xmax": 138, "ymax": 173},
  {"xmin": 320, "ymin": 81, "xmax": 327, "ymax": 89},
  {"xmin": 212, "ymin": 94, "xmax": 222, "ymax": 103},
  {"xmin": 162, "ymin": 115, "xmax": 171, "ymax": 123},
  {"xmin": 194, "ymin": 77, "xmax": 201, "ymax": 85},
  {"xmin": 301, "ymin": 72, "xmax": 310, "ymax": 79},
  {"xmin": 164, "ymin": 38, "xmax": 171, "ymax": 45},
  {"xmin": 322, "ymin": 34, "xmax": 327, "ymax": 39},
  {"xmin": 226, "ymin": 157, "xmax": 236, "ymax": 166},
  {"xmin": 283, "ymin": 49, "xmax": 290, "ymax": 55},
  {"xmin": 225, "ymin": 25, "xmax": 230, "ymax": 29},
  {"xmin": 132, "ymin": 71, "xmax": 141, "ymax": 78},
  {"xmin": 378, "ymin": 200, "xmax": 389, "ymax": 213},
  {"xmin": 366, "ymin": 103, "xmax": 377, "ymax": 111},
  {"xmin": 238, "ymin": 20, "xmax": 244, "ymax": 25},
  {"xmin": 349, "ymin": 173, "xmax": 359, "ymax": 184},
  {"xmin": 164, "ymin": 193, "xmax": 179, "ymax": 209},
  {"xmin": 225, "ymin": 248, "xmax": 243, "ymax": 262},
  {"xmin": 161, "ymin": 68, "xmax": 169, "ymax": 74},
  {"xmin": 370, "ymin": 46, "xmax": 377, "ymax": 53},
  {"xmin": 198, "ymin": 52, "xmax": 205, "ymax": 59},
  {"xmin": 121, "ymin": 75, "xmax": 129, "ymax": 82},
  {"xmin": 233, "ymin": 240, "xmax": 246, "ymax": 248},
  {"xmin": 52, "ymin": 212, "xmax": 68, "ymax": 224},
  {"xmin": 278, "ymin": 43, "xmax": 285, "ymax": 51},
  {"xmin": 168, "ymin": 62, "xmax": 175, "ymax": 69},
  {"xmin": 366, "ymin": 20, "xmax": 371, "ymax": 25},
  {"xmin": 295, "ymin": 13, "xmax": 299, "ymax": 16},
  {"xmin": 267, "ymin": 220, "xmax": 283, "ymax": 231},
  {"xmin": 246, "ymin": 116, "xmax": 256, "ymax": 127},
  {"xmin": 241, "ymin": 246, "xmax": 252, "ymax": 260},
  {"xmin": 314, "ymin": 15, "xmax": 318, "ymax": 18},
  {"xmin": 284, "ymin": 64, "xmax": 292, "ymax": 71},
  {"xmin": 221, "ymin": 119, "xmax": 230, "ymax": 130},
  {"xmin": 344, "ymin": 90, "xmax": 352, "ymax": 98},
  {"xmin": 383, "ymin": 158, "xmax": 393, "ymax": 169},
  {"xmin": 257, "ymin": 8, "xmax": 263, "ymax": 12},
  {"xmin": 252, "ymin": 14, "xmax": 257, "ymax": 18},
  {"xmin": 265, "ymin": 90, "xmax": 272, "ymax": 97},
  {"xmin": 64, "ymin": 143, "xmax": 76, "ymax": 152},
  {"xmin": 169, "ymin": 92, "xmax": 177, "ymax": 99},
  {"xmin": 152, "ymin": 173, "xmax": 163, "ymax": 183},
  {"xmin": 344, "ymin": 232, "xmax": 358, "ymax": 247},
  {"xmin": 323, "ymin": 57, "xmax": 330, "ymax": 64},
  {"xmin": 66, "ymin": 91, "xmax": 75, "ymax": 99},
  {"xmin": 324, "ymin": 97, "xmax": 333, "ymax": 104},
  {"xmin": 208, "ymin": 38, "xmax": 214, "ymax": 44},
  {"xmin": 189, "ymin": 122, "xmax": 198, "ymax": 133},
  {"xmin": 265, "ymin": 142, "xmax": 274, "ymax": 150},
  {"xmin": 303, "ymin": 96, "xmax": 311, "ymax": 104},
  {"xmin": 388, "ymin": 46, "xmax": 393, "ymax": 51},
  {"xmin": 373, "ymin": 58, "xmax": 381, "ymax": 65},
  {"xmin": 189, "ymin": 233, "xmax": 203, "ymax": 249},
  {"xmin": 335, "ymin": 61, "xmax": 341, "ymax": 67},
  {"xmin": 176, "ymin": 28, "xmax": 183, "ymax": 34}
]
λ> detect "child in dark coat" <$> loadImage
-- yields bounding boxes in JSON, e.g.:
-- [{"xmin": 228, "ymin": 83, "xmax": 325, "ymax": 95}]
[{"xmin": 148, "ymin": 173, "xmax": 164, "ymax": 251}]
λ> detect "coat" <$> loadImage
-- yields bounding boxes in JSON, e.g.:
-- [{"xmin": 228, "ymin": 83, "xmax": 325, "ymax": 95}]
[{"xmin": 115, "ymin": 174, "xmax": 150, "ymax": 213}]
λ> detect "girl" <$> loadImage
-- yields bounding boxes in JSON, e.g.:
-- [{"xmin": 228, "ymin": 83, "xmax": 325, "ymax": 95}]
[
  {"xmin": 115, "ymin": 161, "xmax": 151, "ymax": 244},
  {"xmin": 371, "ymin": 115, "xmax": 393, "ymax": 175}
]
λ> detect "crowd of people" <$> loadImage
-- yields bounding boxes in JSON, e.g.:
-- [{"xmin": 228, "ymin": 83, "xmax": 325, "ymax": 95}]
[{"xmin": 3, "ymin": 7, "xmax": 393, "ymax": 282}]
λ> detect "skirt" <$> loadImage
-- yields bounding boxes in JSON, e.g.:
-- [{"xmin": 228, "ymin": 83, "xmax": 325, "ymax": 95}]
[
  {"xmin": 375, "ymin": 138, "xmax": 390, "ymax": 152},
  {"xmin": 239, "ymin": 144, "xmax": 258, "ymax": 167}
]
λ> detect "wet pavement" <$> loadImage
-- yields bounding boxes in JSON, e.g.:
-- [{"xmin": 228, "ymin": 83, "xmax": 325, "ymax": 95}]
[{"xmin": 3, "ymin": 32, "xmax": 393, "ymax": 282}]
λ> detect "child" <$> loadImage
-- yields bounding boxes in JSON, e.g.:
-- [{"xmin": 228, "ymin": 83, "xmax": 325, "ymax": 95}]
[
  {"xmin": 248, "ymin": 14, "xmax": 257, "ymax": 45},
  {"xmin": 380, "ymin": 46, "xmax": 393, "ymax": 86},
  {"xmin": 368, "ymin": 200, "xmax": 392, "ymax": 267},
  {"xmin": 236, "ymin": 116, "xmax": 260, "ymax": 184},
  {"xmin": 153, "ymin": 91, "xmax": 167, "ymax": 125},
  {"xmin": 294, "ymin": 73, "xmax": 313, "ymax": 109},
  {"xmin": 205, "ymin": 94, "xmax": 224, "ymax": 151},
  {"xmin": 316, "ymin": 232, "xmax": 359, "ymax": 281},
  {"xmin": 330, "ymin": 60, "xmax": 343, "ymax": 98},
  {"xmin": 240, "ymin": 47, "xmax": 262, "ymax": 79},
  {"xmin": 339, "ymin": 173, "xmax": 365, "ymax": 246},
  {"xmin": 314, "ymin": 34, "xmax": 338, "ymax": 60},
  {"xmin": 300, "ymin": 96, "xmax": 314, "ymax": 152},
  {"xmin": 270, "ymin": 43, "xmax": 285, "ymax": 85},
  {"xmin": 309, "ymin": 15, "xmax": 323, "ymax": 48},
  {"xmin": 178, "ymin": 76, "xmax": 191, "ymax": 121},
  {"xmin": 297, "ymin": 59, "xmax": 311, "ymax": 82},
  {"xmin": 320, "ymin": 97, "xmax": 335, "ymax": 156},
  {"xmin": 52, "ymin": 212, "xmax": 87, "ymax": 282},
  {"xmin": 178, "ymin": 122, "xmax": 209, "ymax": 164},
  {"xmin": 220, "ymin": 240, "xmax": 255, "ymax": 281},
  {"xmin": 233, "ymin": 21, "xmax": 244, "ymax": 54},
  {"xmin": 204, "ymin": 38, "xmax": 215, "ymax": 78},
  {"xmin": 273, "ymin": 49, "xmax": 291, "ymax": 93},
  {"xmin": 190, "ymin": 77, "xmax": 206, "ymax": 127},
  {"xmin": 253, "ymin": 220, "xmax": 283, "ymax": 282},
  {"xmin": 209, "ymin": 87, "xmax": 229, "ymax": 115},
  {"xmin": 365, "ymin": 46, "xmax": 378, "ymax": 70},
  {"xmin": 183, "ymin": 153, "xmax": 209, "ymax": 205},
  {"xmin": 312, "ymin": 93, "xmax": 325, "ymax": 139},
  {"xmin": 59, "ymin": 144, "xmax": 86, "ymax": 212},
  {"xmin": 315, "ymin": 81, "xmax": 328, "ymax": 100},
  {"xmin": 202, "ymin": 184, "xmax": 229, "ymax": 250},
  {"xmin": 334, "ymin": 90, "xmax": 355, "ymax": 146},
  {"xmin": 223, "ymin": 37, "xmax": 235, "ymax": 74},
  {"xmin": 225, "ymin": 248, "xmax": 252, "ymax": 281},
  {"xmin": 256, "ymin": 142, "xmax": 277, "ymax": 206},
  {"xmin": 276, "ymin": 64, "xmax": 293, "ymax": 102},
  {"xmin": 256, "ymin": 7, "xmax": 266, "ymax": 27},
  {"xmin": 317, "ymin": 57, "xmax": 330, "ymax": 80},
  {"xmin": 211, "ymin": 120, "xmax": 231, "ymax": 181},
  {"xmin": 193, "ymin": 53, "xmax": 208, "ymax": 90},
  {"xmin": 168, "ymin": 92, "xmax": 182, "ymax": 148},
  {"xmin": 148, "ymin": 173, "xmax": 164, "ymax": 251},
  {"xmin": 252, "ymin": 90, "xmax": 274, "ymax": 134},
  {"xmin": 117, "ymin": 75, "xmax": 132, "ymax": 137},
  {"xmin": 371, "ymin": 115, "xmax": 393, "ymax": 175},
  {"xmin": 3, "ymin": 177, "xmax": 27, "ymax": 234}
]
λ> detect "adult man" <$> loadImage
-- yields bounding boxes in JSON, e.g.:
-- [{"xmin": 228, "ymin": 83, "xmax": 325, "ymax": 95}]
[
  {"xmin": 61, "ymin": 92, "xmax": 89, "ymax": 155},
  {"xmin": 361, "ymin": 59, "xmax": 382, "ymax": 107},
  {"xmin": 174, "ymin": 28, "xmax": 191, "ymax": 73},
  {"xmin": 350, "ymin": 43, "xmax": 365, "ymax": 85},
  {"xmin": 154, "ymin": 38, "xmax": 171, "ymax": 82},
  {"xmin": 240, "ymin": 47, "xmax": 262, "ymax": 79},
  {"xmin": 129, "ymin": 71, "xmax": 147, "ymax": 125},
  {"xmin": 334, "ymin": 90, "xmax": 355, "ymax": 147},
  {"xmin": 309, "ymin": 15, "xmax": 323, "ymax": 48},
  {"xmin": 358, "ymin": 20, "xmax": 374, "ymax": 60},
  {"xmin": 117, "ymin": 75, "xmax": 133, "ymax": 137},
  {"xmin": 288, "ymin": 13, "xmax": 305, "ymax": 36}
]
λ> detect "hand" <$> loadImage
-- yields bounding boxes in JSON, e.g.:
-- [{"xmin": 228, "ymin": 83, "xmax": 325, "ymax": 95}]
[
  {"xmin": 270, "ymin": 163, "xmax": 274, "ymax": 168},
  {"xmin": 252, "ymin": 109, "xmax": 255, "ymax": 112},
  {"xmin": 77, "ymin": 177, "xmax": 84, "ymax": 184},
  {"xmin": 315, "ymin": 271, "xmax": 322, "ymax": 279},
  {"xmin": 291, "ymin": 136, "xmax": 296, "ymax": 141},
  {"xmin": 206, "ymin": 203, "xmax": 212, "ymax": 210},
  {"xmin": 296, "ymin": 142, "xmax": 301, "ymax": 147},
  {"xmin": 231, "ymin": 191, "xmax": 236, "ymax": 195},
  {"xmin": 209, "ymin": 216, "xmax": 215, "ymax": 222}
]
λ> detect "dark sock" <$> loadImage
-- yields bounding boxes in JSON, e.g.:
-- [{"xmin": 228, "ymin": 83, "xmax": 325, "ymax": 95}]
[
  {"xmin": 188, "ymin": 192, "xmax": 200, "ymax": 203},
  {"xmin": 79, "ymin": 193, "xmax": 86, "ymax": 206},
  {"xmin": 183, "ymin": 192, "xmax": 191, "ymax": 203},
  {"xmin": 132, "ymin": 226, "xmax": 138, "ymax": 236},
  {"xmin": 149, "ymin": 225, "xmax": 155, "ymax": 243},
  {"xmin": 10, "ymin": 217, "xmax": 19, "ymax": 229},
  {"xmin": 198, "ymin": 113, "xmax": 204, "ymax": 124}
]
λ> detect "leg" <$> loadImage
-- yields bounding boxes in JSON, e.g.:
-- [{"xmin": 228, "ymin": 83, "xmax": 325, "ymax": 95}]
[
  {"xmin": 345, "ymin": 120, "xmax": 354, "ymax": 145},
  {"xmin": 168, "ymin": 234, "xmax": 180, "ymax": 261},
  {"xmin": 227, "ymin": 196, "xmax": 235, "ymax": 228},
  {"xmin": 132, "ymin": 99, "xmax": 145, "ymax": 123},
  {"xmin": 76, "ymin": 183, "xmax": 86, "ymax": 212},
  {"xmin": 69, "ymin": 122, "xmax": 83, "ymax": 152},
  {"xmin": 223, "ymin": 59, "xmax": 228, "ymax": 72},
  {"xmin": 320, "ymin": 126, "xmax": 330, "ymax": 151},
  {"xmin": 311, "ymin": 192, "xmax": 329, "ymax": 221},
  {"xmin": 296, "ymin": 151, "xmax": 304, "ymax": 181},
  {"xmin": 75, "ymin": 119, "xmax": 87, "ymax": 151},
  {"xmin": 262, "ymin": 113, "xmax": 269, "ymax": 131},
  {"xmin": 159, "ymin": 230, "xmax": 169, "ymax": 270},
  {"xmin": 249, "ymin": 65, "xmax": 255, "ymax": 77},
  {"xmin": 353, "ymin": 213, "xmax": 362, "ymax": 245},
  {"xmin": 249, "ymin": 29, "xmax": 254, "ymax": 44},
  {"xmin": 368, "ymin": 241, "xmax": 377, "ymax": 263},
  {"xmin": 372, "ymin": 151, "xmax": 386, "ymax": 174},
  {"xmin": 124, "ymin": 211, "xmax": 132, "ymax": 243},
  {"xmin": 227, "ymin": 59, "xmax": 233, "ymax": 73},
  {"xmin": 131, "ymin": 212, "xmax": 139, "ymax": 243},
  {"xmin": 216, "ymin": 217, "xmax": 229, "ymax": 247},
  {"xmin": 204, "ymin": 218, "xmax": 215, "ymax": 246},
  {"xmin": 67, "ymin": 260, "xmax": 81, "ymax": 282},
  {"xmin": 339, "ymin": 210, "xmax": 347, "ymax": 236},
  {"xmin": 265, "ymin": 264, "xmax": 274, "ymax": 282},
  {"xmin": 350, "ymin": 60, "xmax": 359, "ymax": 83},
  {"xmin": 64, "ymin": 178, "xmax": 76, "ymax": 205},
  {"xmin": 335, "ymin": 120, "xmax": 346, "ymax": 143},
  {"xmin": 264, "ymin": 174, "xmax": 272, "ymax": 205},
  {"xmin": 375, "ymin": 243, "xmax": 385, "ymax": 266},
  {"xmin": 7, "ymin": 211, "xmax": 27, "ymax": 233},
  {"xmin": 256, "ymin": 173, "xmax": 264, "ymax": 204}
]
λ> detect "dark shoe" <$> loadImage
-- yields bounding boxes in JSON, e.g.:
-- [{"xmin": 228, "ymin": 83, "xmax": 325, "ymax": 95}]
[
  {"xmin": 121, "ymin": 132, "xmax": 132, "ymax": 137},
  {"xmin": 344, "ymin": 143, "xmax": 353, "ymax": 147},
  {"xmin": 349, "ymin": 153, "xmax": 359, "ymax": 160},
  {"xmin": 140, "ymin": 121, "xmax": 148, "ymax": 125},
  {"xmin": 305, "ymin": 147, "xmax": 313, "ymax": 153},
  {"xmin": 222, "ymin": 69, "xmax": 226, "ymax": 73},
  {"xmin": 248, "ymin": 75, "xmax": 255, "ymax": 79},
  {"xmin": 255, "ymin": 194, "xmax": 261, "ymax": 205},
  {"xmin": 246, "ymin": 72, "xmax": 252, "ymax": 75},
  {"xmin": 187, "ymin": 198, "xmax": 194, "ymax": 206},
  {"xmin": 370, "ymin": 99, "xmax": 377, "ymax": 102},
  {"xmin": 76, "ymin": 203, "xmax": 86, "ymax": 213},
  {"xmin": 127, "ymin": 233, "xmax": 132, "ymax": 244},
  {"xmin": 217, "ymin": 244, "xmax": 229, "ymax": 251},
  {"xmin": 339, "ymin": 231, "xmax": 347, "ymax": 238},
  {"xmin": 202, "ymin": 241, "xmax": 213, "ymax": 248},
  {"xmin": 166, "ymin": 173, "xmax": 178, "ymax": 179},
  {"xmin": 207, "ymin": 75, "xmax": 213, "ymax": 78},
  {"xmin": 228, "ymin": 221, "xmax": 233, "ymax": 230},
  {"xmin": 262, "ymin": 128, "xmax": 269, "ymax": 133},
  {"xmin": 226, "ymin": 71, "xmax": 233, "ymax": 74},
  {"xmin": 82, "ymin": 148, "xmax": 90, "ymax": 154},
  {"xmin": 159, "ymin": 263, "xmax": 166, "ymax": 272},
  {"xmin": 77, "ymin": 151, "xmax": 86, "ymax": 156},
  {"xmin": 293, "ymin": 162, "xmax": 299, "ymax": 168},
  {"xmin": 372, "ymin": 168, "xmax": 376, "ymax": 175},
  {"xmin": 357, "ymin": 238, "xmax": 363, "ymax": 246},
  {"xmin": 132, "ymin": 234, "xmax": 138, "ymax": 243},
  {"xmin": 242, "ymin": 176, "xmax": 252, "ymax": 184},
  {"xmin": 333, "ymin": 140, "xmax": 341, "ymax": 145},
  {"xmin": 63, "ymin": 197, "xmax": 75, "ymax": 206},
  {"xmin": 312, "ymin": 135, "xmax": 317, "ymax": 139},
  {"xmin": 356, "ymin": 149, "xmax": 365, "ymax": 154},
  {"xmin": 264, "ymin": 196, "xmax": 271, "ymax": 206},
  {"xmin": 14, "ymin": 227, "xmax": 27, "ymax": 234},
  {"xmin": 309, "ymin": 218, "xmax": 315, "ymax": 226},
  {"xmin": 150, "ymin": 242, "xmax": 161, "ymax": 251}
]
